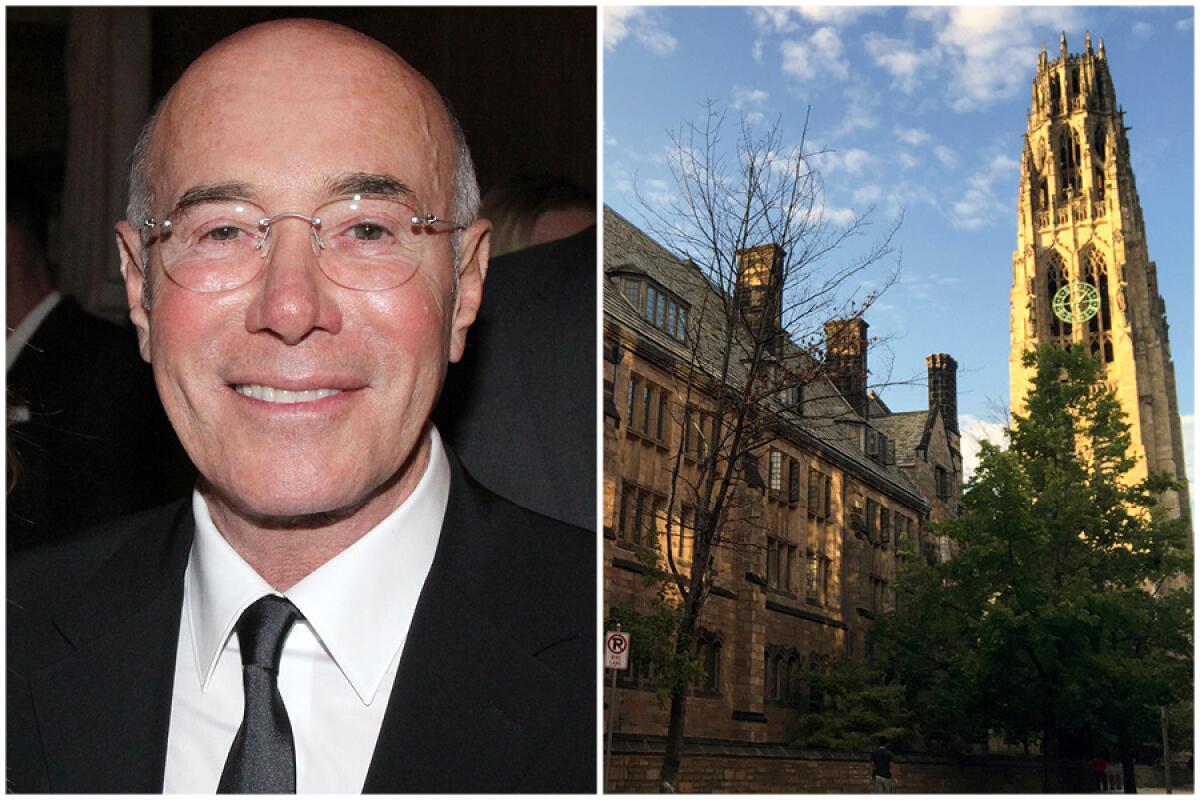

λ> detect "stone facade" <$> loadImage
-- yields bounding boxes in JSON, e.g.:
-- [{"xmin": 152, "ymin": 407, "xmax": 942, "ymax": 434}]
[
  {"xmin": 603, "ymin": 207, "xmax": 963, "ymax": 757},
  {"xmin": 1009, "ymin": 33, "xmax": 1191, "ymax": 535}
]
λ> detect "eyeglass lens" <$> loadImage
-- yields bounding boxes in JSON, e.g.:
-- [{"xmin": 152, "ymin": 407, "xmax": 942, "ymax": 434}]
[{"xmin": 152, "ymin": 197, "xmax": 437, "ymax": 292}]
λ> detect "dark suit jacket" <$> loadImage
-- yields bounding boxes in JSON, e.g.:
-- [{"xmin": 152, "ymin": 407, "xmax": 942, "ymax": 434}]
[
  {"xmin": 7, "ymin": 454, "xmax": 596, "ymax": 793},
  {"xmin": 7, "ymin": 296, "xmax": 194, "ymax": 552},
  {"xmin": 435, "ymin": 227, "xmax": 596, "ymax": 531}
]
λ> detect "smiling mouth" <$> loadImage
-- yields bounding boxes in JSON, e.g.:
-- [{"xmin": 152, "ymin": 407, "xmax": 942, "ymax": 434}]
[{"xmin": 233, "ymin": 383, "xmax": 343, "ymax": 404}]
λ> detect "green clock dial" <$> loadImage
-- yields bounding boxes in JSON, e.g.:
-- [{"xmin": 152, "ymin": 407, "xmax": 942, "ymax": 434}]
[{"xmin": 1052, "ymin": 281, "xmax": 1100, "ymax": 324}]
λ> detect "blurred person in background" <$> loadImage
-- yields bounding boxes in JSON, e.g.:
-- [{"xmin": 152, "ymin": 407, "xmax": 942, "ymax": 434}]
[
  {"xmin": 481, "ymin": 174, "xmax": 593, "ymax": 257},
  {"xmin": 6, "ymin": 161, "xmax": 191, "ymax": 552}
]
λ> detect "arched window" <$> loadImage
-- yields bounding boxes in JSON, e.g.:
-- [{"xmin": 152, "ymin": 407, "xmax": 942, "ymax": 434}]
[
  {"xmin": 695, "ymin": 629, "xmax": 723, "ymax": 694},
  {"xmin": 1058, "ymin": 127, "xmax": 1081, "ymax": 198},
  {"xmin": 1046, "ymin": 250, "xmax": 1071, "ymax": 339},
  {"xmin": 1086, "ymin": 249, "xmax": 1113, "ymax": 362},
  {"xmin": 1049, "ymin": 74, "xmax": 1061, "ymax": 116},
  {"xmin": 707, "ymin": 641, "xmax": 722, "ymax": 692}
]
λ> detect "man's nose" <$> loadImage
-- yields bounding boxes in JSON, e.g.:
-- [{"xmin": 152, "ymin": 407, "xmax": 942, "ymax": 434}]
[{"xmin": 243, "ymin": 218, "xmax": 343, "ymax": 344}]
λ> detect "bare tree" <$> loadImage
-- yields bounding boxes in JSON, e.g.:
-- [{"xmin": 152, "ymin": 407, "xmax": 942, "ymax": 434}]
[{"xmin": 617, "ymin": 103, "xmax": 901, "ymax": 791}]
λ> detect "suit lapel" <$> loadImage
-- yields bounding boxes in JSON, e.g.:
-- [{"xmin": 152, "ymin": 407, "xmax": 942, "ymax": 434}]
[
  {"xmin": 29, "ymin": 502, "xmax": 192, "ymax": 793},
  {"xmin": 362, "ymin": 458, "xmax": 553, "ymax": 793}
]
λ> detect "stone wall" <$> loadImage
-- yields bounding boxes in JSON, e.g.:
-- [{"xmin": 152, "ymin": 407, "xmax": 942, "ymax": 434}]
[{"xmin": 605, "ymin": 737, "xmax": 1095, "ymax": 793}]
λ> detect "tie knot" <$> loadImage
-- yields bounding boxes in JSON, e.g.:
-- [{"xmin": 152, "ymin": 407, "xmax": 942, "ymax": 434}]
[{"xmin": 236, "ymin": 595, "xmax": 304, "ymax": 671}]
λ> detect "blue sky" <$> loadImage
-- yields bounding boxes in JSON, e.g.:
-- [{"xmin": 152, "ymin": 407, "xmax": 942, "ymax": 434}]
[{"xmin": 603, "ymin": 5, "xmax": 1194, "ymax": 479}]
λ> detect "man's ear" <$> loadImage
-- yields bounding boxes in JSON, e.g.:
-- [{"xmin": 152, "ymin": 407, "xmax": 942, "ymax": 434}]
[
  {"xmin": 115, "ymin": 221, "xmax": 152, "ymax": 363},
  {"xmin": 448, "ymin": 218, "xmax": 491, "ymax": 364}
]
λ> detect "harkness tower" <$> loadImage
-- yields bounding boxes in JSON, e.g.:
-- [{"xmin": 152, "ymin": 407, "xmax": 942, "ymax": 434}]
[{"xmin": 1009, "ymin": 32, "xmax": 1191, "ymax": 533}]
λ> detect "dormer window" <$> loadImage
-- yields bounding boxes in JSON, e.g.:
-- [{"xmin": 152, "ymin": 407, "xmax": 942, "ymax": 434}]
[
  {"xmin": 619, "ymin": 275, "xmax": 689, "ymax": 341},
  {"xmin": 776, "ymin": 385, "xmax": 802, "ymax": 412}
]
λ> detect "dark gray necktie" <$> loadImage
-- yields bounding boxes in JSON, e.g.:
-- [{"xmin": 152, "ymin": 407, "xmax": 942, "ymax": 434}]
[{"xmin": 218, "ymin": 595, "xmax": 304, "ymax": 793}]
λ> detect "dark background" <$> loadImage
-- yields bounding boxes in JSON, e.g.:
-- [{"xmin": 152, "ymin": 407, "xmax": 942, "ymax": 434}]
[{"xmin": 7, "ymin": 6, "xmax": 597, "ymax": 284}]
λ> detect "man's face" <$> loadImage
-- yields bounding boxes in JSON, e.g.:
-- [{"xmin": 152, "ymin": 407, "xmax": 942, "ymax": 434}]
[{"xmin": 116, "ymin": 27, "xmax": 487, "ymax": 524}]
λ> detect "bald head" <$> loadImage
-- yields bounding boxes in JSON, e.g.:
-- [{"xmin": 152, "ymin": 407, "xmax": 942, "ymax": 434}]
[{"xmin": 127, "ymin": 20, "xmax": 479, "ymax": 261}]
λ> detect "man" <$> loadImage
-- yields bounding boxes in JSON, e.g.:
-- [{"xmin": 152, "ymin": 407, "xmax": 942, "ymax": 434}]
[
  {"xmin": 870, "ymin": 737, "xmax": 894, "ymax": 793},
  {"xmin": 8, "ymin": 20, "xmax": 594, "ymax": 793}
]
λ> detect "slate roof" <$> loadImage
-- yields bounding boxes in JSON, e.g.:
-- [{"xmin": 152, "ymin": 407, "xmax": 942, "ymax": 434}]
[
  {"xmin": 870, "ymin": 409, "xmax": 936, "ymax": 468},
  {"xmin": 604, "ymin": 206, "xmax": 926, "ymax": 509}
]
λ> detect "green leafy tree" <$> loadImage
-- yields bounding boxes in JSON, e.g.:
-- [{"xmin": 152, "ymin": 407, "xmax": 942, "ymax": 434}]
[
  {"xmin": 877, "ymin": 345, "xmax": 1191, "ymax": 791},
  {"xmin": 788, "ymin": 657, "xmax": 913, "ymax": 752}
]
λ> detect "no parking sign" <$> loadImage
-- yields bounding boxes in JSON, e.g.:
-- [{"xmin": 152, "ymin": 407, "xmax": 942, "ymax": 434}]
[{"xmin": 604, "ymin": 631, "xmax": 630, "ymax": 670}]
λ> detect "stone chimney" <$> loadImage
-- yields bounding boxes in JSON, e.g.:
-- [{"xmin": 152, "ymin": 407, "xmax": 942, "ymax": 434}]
[
  {"xmin": 735, "ymin": 244, "xmax": 784, "ymax": 337},
  {"xmin": 824, "ymin": 318, "xmax": 869, "ymax": 419},
  {"xmin": 926, "ymin": 353, "xmax": 958, "ymax": 434}
]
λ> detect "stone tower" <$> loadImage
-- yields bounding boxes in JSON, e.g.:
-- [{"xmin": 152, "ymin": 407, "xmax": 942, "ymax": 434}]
[{"xmin": 1009, "ymin": 32, "xmax": 1191, "ymax": 531}]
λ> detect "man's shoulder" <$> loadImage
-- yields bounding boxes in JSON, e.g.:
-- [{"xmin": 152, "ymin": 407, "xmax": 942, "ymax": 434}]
[
  {"xmin": 441, "ymin": 466, "xmax": 594, "ymax": 670},
  {"xmin": 10, "ymin": 501, "xmax": 187, "ymax": 595},
  {"xmin": 8, "ymin": 500, "xmax": 191, "ymax": 666},
  {"xmin": 449, "ymin": 471, "xmax": 593, "ymax": 617}
]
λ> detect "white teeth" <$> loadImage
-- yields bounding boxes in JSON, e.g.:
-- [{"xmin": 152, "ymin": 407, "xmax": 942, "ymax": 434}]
[{"xmin": 234, "ymin": 384, "xmax": 342, "ymax": 404}]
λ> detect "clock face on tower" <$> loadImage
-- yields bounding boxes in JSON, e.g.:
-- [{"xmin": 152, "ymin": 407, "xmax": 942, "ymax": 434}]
[{"xmin": 1052, "ymin": 281, "xmax": 1101, "ymax": 323}]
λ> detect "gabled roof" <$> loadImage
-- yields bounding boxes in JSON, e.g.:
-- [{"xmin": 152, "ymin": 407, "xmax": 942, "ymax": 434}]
[
  {"xmin": 872, "ymin": 408, "xmax": 941, "ymax": 467},
  {"xmin": 604, "ymin": 205, "xmax": 926, "ymax": 509}
]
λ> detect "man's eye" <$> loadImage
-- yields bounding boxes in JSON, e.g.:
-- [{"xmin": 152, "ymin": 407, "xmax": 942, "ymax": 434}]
[
  {"xmin": 349, "ymin": 222, "xmax": 390, "ymax": 241},
  {"xmin": 204, "ymin": 225, "xmax": 244, "ymax": 242}
]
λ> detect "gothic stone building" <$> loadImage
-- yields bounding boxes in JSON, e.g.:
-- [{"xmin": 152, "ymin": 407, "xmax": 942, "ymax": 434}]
[
  {"xmin": 603, "ymin": 207, "xmax": 963, "ymax": 744},
  {"xmin": 1010, "ymin": 33, "xmax": 1191, "ymax": 532}
]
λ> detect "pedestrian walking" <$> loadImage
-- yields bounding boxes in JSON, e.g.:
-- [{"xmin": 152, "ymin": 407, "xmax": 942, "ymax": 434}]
[
  {"xmin": 870, "ymin": 737, "xmax": 894, "ymax": 793},
  {"xmin": 1091, "ymin": 753, "xmax": 1108, "ymax": 792}
]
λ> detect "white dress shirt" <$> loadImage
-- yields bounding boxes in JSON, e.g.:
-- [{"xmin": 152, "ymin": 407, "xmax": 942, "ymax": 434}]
[{"xmin": 163, "ymin": 428, "xmax": 450, "ymax": 793}]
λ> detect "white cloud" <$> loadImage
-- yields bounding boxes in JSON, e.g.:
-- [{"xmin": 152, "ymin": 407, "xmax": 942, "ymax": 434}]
[
  {"xmin": 820, "ymin": 205, "xmax": 858, "ymax": 226},
  {"xmin": 864, "ymin": 33, "xmax": 940, "ymax": 93},
  {"xmin": 1132, "ymin": 22, "xmax": 1153, "ymax": 40},
  {"xmin": 604, "ymin": 7, "xmax": 677, "ymax": 55},
  {"xmin": 794, "ymin": 6, "xmax": 876, "ymax": 27},
  {"xmin": 748, "ymin": 7, "xmax": 799, "ymax": 35},
  {"xmin": 732, "ymin": 86, "xmax": 769, "ymax": 110},
  {"xmin": 950, "ymin": 153, "xmax": 1019, "ymax": 229},
  {"xmin": 813, "ymin": 147, "xmax": 873, "ymax": 176},
  {"xmin": 960, "ymin": 415, "xmax": 1008, "ymax": 482},
  {"xmin": 933, "ymin": 144, "xmax": 958, "ymax": 168},
  {"xmin": 781, "ymin": 26, "xmax": 849, "ymax": 82},
  {"xmin": 752, "ymin": 38, "xmax": 765, "ymax": 63},
  {"xmin": 745, "ymin": 111, "xmax": 765, "ymax": 126},
  {"xmin": 853, "ymin": 184, "xmax": 882, "ymax": 204},
  {"xmin": 749, "ymin": 6, "xmax": 876, "ymax": 35},
  {"xmin": 894, "ymin": 125, "xmax": 931, "ymax": 147},
  {"xmin": 641, "ymin": 177, "xmax": 675, "ymax": 208},
  {"xmin": 898, "ymin": 151, "xmax": 918, "ymax": 170},
  {"xmin": 833, "ymin": 85, "xmax": 880, "ymax": 136},
  {"xmin": 1176, "ymin": 17, "xmax": 1194, "ymax": 32},
  {"xmin": 906, "ymin": 6, "xmax": 1084, "ymax": 112}
]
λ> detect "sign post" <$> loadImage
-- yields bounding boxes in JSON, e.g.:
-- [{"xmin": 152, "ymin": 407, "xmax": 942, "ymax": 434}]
[{"xmin": 604, "ymin": 627, "xmax": 630, "ymax": 792}]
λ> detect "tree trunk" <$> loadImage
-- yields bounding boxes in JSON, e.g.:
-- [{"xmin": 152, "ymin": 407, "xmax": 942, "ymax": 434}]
[
  {"xmin": 658, "ymin": 684, "xmax": 687, "ymax": 792},
  {"xmin": 1119, "ymin": 732, "xmax": 1137, "ymax": 794},
  {"xmin": 1040, "ymin": 707, "xmax": 1060, "ymax": 792}
]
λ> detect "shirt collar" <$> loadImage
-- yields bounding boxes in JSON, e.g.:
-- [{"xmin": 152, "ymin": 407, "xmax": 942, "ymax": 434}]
[
  {"xmin": 7, "ymin": 290, "xmax": 62, "ymax": 371},
  {"xmin": 185, "ymin": 426, "xmax": 450, "ymax": 705}
]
